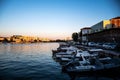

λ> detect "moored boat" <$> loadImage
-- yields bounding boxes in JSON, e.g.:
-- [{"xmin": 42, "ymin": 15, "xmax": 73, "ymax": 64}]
[{"xmin": 62, "ymin": 50, "xmax": 120, "ymax": 77}]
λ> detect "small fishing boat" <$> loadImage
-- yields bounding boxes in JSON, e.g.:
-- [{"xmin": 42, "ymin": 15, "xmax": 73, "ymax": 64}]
[
  {"xmin": 53, "ymin": 49, "xmax": 76, "ymax": 60},
  {"xmin": 52, "ymin": 46, "xmax": 78, "ymax": 59}
]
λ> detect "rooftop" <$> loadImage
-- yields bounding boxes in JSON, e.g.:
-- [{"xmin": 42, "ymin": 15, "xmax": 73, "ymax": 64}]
[
  {"xmin": 81, "ymin": 27, "xmax": 91, "ymax": 30},
  {"xmin": 111, "ymin": 16, "xmax": 120, "ymax": 19}
]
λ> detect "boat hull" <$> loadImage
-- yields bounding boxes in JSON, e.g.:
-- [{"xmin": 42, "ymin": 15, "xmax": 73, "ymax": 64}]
[{"xmin": 63, "ymin": 65, "xmax": 120, "ymax": 77}]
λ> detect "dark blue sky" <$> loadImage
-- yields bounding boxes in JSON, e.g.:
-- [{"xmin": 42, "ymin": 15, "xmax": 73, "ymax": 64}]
[{"xmin": 0, "ymin": 0, "xmax": 119, "ymax": 39}]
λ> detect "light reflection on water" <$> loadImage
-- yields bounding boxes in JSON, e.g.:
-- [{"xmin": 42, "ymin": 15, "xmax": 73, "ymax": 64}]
[
  {"xmin": 0, "ymin": 43, "xmax": 70, "ymax": 80},
  {"xmin": 0, "ymin": 43, "xmax": 58, "ymax": 61},
  {"xmin": 0, "ymin": 43, "xmax": 116, "ymax": 80}
]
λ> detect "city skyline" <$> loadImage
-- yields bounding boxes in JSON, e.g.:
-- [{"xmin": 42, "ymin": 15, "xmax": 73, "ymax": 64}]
[{"xmin": 0, "ymin": 0, "xmax": 120, "ymax": 39}]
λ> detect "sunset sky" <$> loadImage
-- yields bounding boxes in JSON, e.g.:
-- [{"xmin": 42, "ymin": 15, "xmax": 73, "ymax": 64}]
[{"xmin": 0, "ymin": 0, "xmax": 120, "ymax": 39}]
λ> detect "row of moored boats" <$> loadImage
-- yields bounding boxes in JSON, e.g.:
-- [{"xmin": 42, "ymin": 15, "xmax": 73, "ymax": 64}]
[{"xmin": 52, "ymin": 43, "xmax": 120, "ymax": 77}]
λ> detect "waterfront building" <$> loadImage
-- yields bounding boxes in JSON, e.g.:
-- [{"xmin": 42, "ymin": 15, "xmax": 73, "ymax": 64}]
[
  {"xmin": 87, "ymin": 17, "xmax": 120, "ymax": 43},
  {"xmin": 81, "ymin": 27, "xmax": 91, "ymax": 35},
  {"xmin": 80, "ymin": 27, "xmax": 91, "ymax": 44},
  {"xmin": 110, "ymin": 17, "xmax": 120, "ymax": 28},
  {"xmin": 0, "ymin": 37, "xmax": 11, "ymax": 43},
  {"xmin": 88, "ymin": 28, "xmax": 120, "ymax": 43},
  {"xmin": 6, "ymin": 37, "xmax": 11, "ymax": 41},
  {"xmin": 12, "ymin": 35, "xmax": 23, "ymax": 38},
  {"xmin": 10, "ymin": 35, "xmax": 23, "ymax": 43},
  {"xmin": 91, "ymin": 20, "xmax": 111, "ymax": 33},
  {"xmin": 0, "ymin": 37, "xmax": 4, "ymax": 42},
  {"xmin": 79, "ymin": 17, "xmax": 120, "ymax": 44},
  {"xmin": 10, "ymin": 35, "xmax": 41, "ymax": 43}
]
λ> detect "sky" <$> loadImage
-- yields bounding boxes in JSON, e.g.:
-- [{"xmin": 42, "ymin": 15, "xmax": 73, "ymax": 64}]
[{"xmin": 0, "ymin": 0, "xmax": 120, "ymax": 39}]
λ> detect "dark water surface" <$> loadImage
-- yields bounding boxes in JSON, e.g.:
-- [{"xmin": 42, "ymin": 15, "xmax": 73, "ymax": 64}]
[{"xmin": 0, "ymin": 43, "xmax": 116, "ymax": 80}]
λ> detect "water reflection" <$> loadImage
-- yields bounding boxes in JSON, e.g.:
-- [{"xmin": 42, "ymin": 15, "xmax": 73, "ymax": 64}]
[
  {"xmin": 63, "ymin": 72, "xmax": 120, "ymax": 80},
  {"xmin": 0, "ymin": 43, "xmax": 71, "ymax": 80},
  {"xmin": 0, "ymin": 43, "xmax": 59, "ymax": 54},
  {"xmin": 1, "ymin": 43, "xmax": 119, "ymax": 80}
]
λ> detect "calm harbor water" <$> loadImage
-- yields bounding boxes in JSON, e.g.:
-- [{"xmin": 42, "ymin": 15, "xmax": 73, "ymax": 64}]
[{"xmin": 0, "ymin": 43, "xmax": 116, "ymax": 80}]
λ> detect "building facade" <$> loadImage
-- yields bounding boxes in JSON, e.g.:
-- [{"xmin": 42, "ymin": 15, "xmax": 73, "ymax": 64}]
[
  {"xmin": 110, "ymin": 17, "xmax": 120, "ymax": 28},
  {"xmin": 80, "ymin": 27, "xmax": 91, "ymax": 44},
  {"xmin": 87, "ymin": 17, "xmax": 120, "ymax": 43},
  {"xmin": 91, "ymin": 20, "xmax": 111, "ymax": 33},
  {"xmin": 88, "ymin": 28, "xmax": 120, "ymax": 43},
  {"xmin": 0, "ymin": 37, "xmax": 4, "ymax": 42},
  {"xmin": 79, "ymin": 17, "xmax": 120, "ymax": 44}
]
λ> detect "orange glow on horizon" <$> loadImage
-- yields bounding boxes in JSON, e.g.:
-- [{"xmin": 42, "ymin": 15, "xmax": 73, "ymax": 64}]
[{"xmin": 0, "ymin": 32, "xmax": 72, "ymax": 40}]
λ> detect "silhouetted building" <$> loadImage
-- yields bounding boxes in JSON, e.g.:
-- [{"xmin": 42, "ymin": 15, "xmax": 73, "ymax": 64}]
[{"xmin": 87, "ymin": 28, "xmax": 120, "ymax": 43}]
